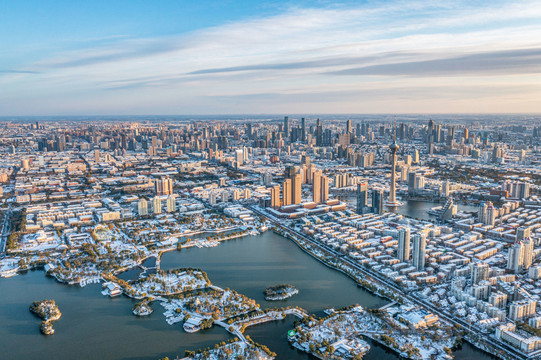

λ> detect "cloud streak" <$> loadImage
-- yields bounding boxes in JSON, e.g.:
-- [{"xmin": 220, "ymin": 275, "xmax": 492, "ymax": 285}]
[
  {"xmin": 328, "ymin": 48, "xmax": 541, "ymax": 77},
  {"xmin": 2, "ymin": 0, "xmax": 541, "ymax": 115}
]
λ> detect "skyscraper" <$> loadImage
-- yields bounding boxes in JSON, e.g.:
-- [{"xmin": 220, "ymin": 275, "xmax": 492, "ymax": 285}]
[
  {"xmin": 284, "ymin": 116, "xmax": 289, "ymax": 136},
  {"xmin": 270, "ymin": 185, "xmax": 281, "ymax": 208},
  {"xmin": 398, "ymin": 227, "xmax": 411, "ymax": 263},
  {"xmin": 412, "ymin": 234, "xmax": 426, "ymax": 271},
  {"xmin": 301, "ymin": 117, "xmax": 306, "ymax": 142},
  {"xmin": 356, "ymin": 183, "xmax": 368, "ymax": 214},
  {"xmin": 312, "ymin": 170, "xmax": 321, "ymax": 203},
  {"xmin": 292, "ymin": 173, "xmax": 302, "ymax": 205},
  {"xmin": 371, "ymin": 189, "xmax": 383, "ymax": 215},
  {"xmin": 283, "ymin": 179, "xmax": 292, "ymax": 206},
  {"xmin": 346, "ymin": 119, "xmax": 352, "ymax": 134},
  {"xmin": 316, "ymin": 118, "xmax": 323, "ymax": 146},
  {"xmin": 321, "ymin": 176, "xmax": 329, "ymax": 202}
]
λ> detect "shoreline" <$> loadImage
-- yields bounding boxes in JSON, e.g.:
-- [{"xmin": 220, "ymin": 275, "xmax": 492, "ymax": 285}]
[{"xmin": 271, "ymin": 228, "xmax": 505, "ymax": 360}]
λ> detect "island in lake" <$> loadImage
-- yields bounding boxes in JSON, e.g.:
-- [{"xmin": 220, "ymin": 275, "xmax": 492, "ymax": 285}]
[
  {"xmin": 132, "ymin": 300, "xmax": 153, "ymax": 316},
  {"xmin": 264, "ymin": 284, "xmax": 298, "ymax": 301},
  {"xmin": 29, "ymin": 299, "xmax": 61, "ymax": 335}
]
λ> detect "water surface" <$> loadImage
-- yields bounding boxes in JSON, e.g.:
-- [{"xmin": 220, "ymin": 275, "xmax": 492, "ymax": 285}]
[{"xmin": 0, "ymin": 232, "xmax": 496, "ymax": 359}]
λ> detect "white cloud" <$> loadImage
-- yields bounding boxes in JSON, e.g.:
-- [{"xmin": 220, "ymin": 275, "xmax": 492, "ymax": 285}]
[{"xmin": 1, "ymin": 0, "xmax": 541, "ymax": 114}]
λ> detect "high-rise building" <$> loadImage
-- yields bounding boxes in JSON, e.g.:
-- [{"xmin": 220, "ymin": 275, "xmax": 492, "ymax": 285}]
[
  {"xmin": 412, "ymin": 234, "xmax": 426, "ymax": 271},
  {"xmin": 523, "ymin": 238, "xmax": 535, "ymax": 270},
  {"xmin": 321, "ymin": 176, "xmax": 329, "ymax": 203},
  {"xmin": 471, "ymin": 262, "xmax": 490, "ymax": 284},
  {"xmin": 371, "ymin": 189, "xmax": 383, "ymax": 215},
  {"xmin": 235, "ymin": 149, "xmax": 244, "ymax": 166},
  {"xmin": 356, "ymin": 183, "xmax": 368, "ymax": 214},
  {"xmin": 506, "ymin": 239, "xmax": 533, "ymax": 273},
  {"xmin": 301, "ymin": 154, "xmax": 310, "ymax": 167},
  {"xmin": 209, "ymin": 192, "xmax": 218, "ymax": 205},
  {"xmin": 243, "ymin": 147, "xmax": 249, "ymax": 163},
  {"xmin": 312, "ymin": 170, "xmax": 321, "ymax": 203},
  {"xmin": 413, "ymin": 150, "xmax": 419, "ymax": 163},
  {"xmin": 516, "ymin": 227, "xmax": 531, "ymax": 242},
  {"xmin": 292, "ymin": 174, "xmax": 302, "ymax": 205},
  {"xmin": 502, "ymin": 181, "xmax": 530, "ymax": 199},
  {"xmin": 346, "ymin": 119, "xmax": 352, "ymax": 134},
  {"xmin": 334, "ymin": 173, "xmax": 349, "ymax": 188},
  {"xmin": 478, "ymin": 202, "xmax": 497, "ymax": 226},
  {"xmin": 284, "ymin": 116, "xmax": 289, "ymax": 136},
  {"xmin": 270, "ymin": 185, "xmax": 280, "ymax": 208},
  {"xmin": 408, "ymin": 172, "xmax": 425, "ymax": 195},
  {"xmin": 508, "ymin": 242, "xmax": 524, "ymax": 273},
  {"xmin": 155, "ymin": 177, "xmax": 173, "ymax": 195},
  {"xmin": 397, "ymin": 227, "xmax": 411, "ymax": 262},
  {"xmin": 283, "ymin": 165, "xmax": 302, "ymax": 205},
  {"xmin": 137, "ymin": 199, "xmax": 148, "ymax": 216},
  {"xmin": 301, "ymin": 117, "xmax": 306, "ymax": 142},
  {"xmin": 284, "ymin": 165, "xmax": 297, "ymax": 180},
  {"xmin": 316, "ymin": 118, "xmax": 323, "ymax": 146},
  {"xmin": 166, "ymin": 195, "xmax": 176, "ymax": 212},
  {"xmin": 509, "ymin": 300, "xmax": 537, "ymax": 321},
  {"xmin": 283, "ymin": 179, "xmax": 292, "ymax": 206},
  {"xmin": 152, "ymin": 196, "xmax": 162, "ymax": 214},
  {"xmin": 440, "ymin": 180, "xmax": 450, "ymax": 197}
]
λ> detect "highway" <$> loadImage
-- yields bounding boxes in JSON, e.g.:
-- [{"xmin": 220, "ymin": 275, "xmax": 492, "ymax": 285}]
[{"xmin": 248, "ymin": 205, "xmax": 530, "ymax": 360}]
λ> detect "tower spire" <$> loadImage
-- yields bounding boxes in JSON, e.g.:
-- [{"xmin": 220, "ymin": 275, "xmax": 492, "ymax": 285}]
[
  {"xmin": 386, "ymin": 115, "xmax": 402, "ymax": 208},
  {"xmin": 393, "ymin": 115, "xmax": 397, "ymax": 142}
]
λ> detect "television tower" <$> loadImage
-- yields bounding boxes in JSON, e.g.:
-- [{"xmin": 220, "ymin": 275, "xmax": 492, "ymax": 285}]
[{"xmin": 386, "ymin": 120, "xmax": 402, "ymax": 207}]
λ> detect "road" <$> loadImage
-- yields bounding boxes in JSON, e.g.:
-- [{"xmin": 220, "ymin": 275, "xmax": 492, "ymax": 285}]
[
  {"xmin": 0, "ymin": 203, "xmax": 13, "ymax": 256},
  {"xmin": 248, "ymin": 205, "xmax": 530, "ymax": 360}
]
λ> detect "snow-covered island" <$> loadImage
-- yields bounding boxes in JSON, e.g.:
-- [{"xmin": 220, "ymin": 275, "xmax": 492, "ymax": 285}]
[
  {"xmin": 183, "ymin": 338, "xmax": 275, "ymax": 360},
  {"xmin": 29, "ymin": 299, "xmax": 62, "ymax": 335},
  {"xmin": 129, "ymin": 268, "xmax": 210, "ymax": 298},
  {"xmin": 290, "ymin": 304, "xmax": 457, "ymax": 360},
  {"xmin": 264, "ymin": 284, "xmax": 298, "ymax": 301},
  {"xmin": 132, "ymin": 300, "xmax": 153, "ymax": 316}
]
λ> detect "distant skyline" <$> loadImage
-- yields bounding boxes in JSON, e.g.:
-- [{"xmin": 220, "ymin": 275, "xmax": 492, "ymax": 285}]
[{"xmin": 1, "ymin": 0, "xmax": 541, "ymax": 115}]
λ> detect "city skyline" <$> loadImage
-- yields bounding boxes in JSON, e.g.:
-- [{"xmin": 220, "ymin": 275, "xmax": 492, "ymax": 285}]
[
  {"xmin": 2, "ymin": 0, "xmax": 541, "ymax": 115},
  {"xmin": 1, "ymin": 115, "xmax": 541, "ymax": 359}
]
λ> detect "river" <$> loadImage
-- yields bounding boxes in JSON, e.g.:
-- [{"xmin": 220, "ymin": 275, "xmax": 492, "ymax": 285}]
[
  {"xmin": 339, "ymin": 196, "xmax": 479, "ymax": 221},
  {"xmin": 0, "ymin": 231, "xmax": 495, "ymax": 359}
]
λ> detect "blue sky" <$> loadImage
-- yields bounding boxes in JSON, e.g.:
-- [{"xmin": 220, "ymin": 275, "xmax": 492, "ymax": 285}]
[{"xmin": 1, "ymin": 0, "xmax": 541, "ymax": 115}]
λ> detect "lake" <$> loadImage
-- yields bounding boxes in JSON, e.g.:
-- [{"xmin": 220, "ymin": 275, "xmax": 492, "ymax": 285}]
[{"xmin": 0, "ymin": 231, "xmax": 495, "ymax": 359}]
